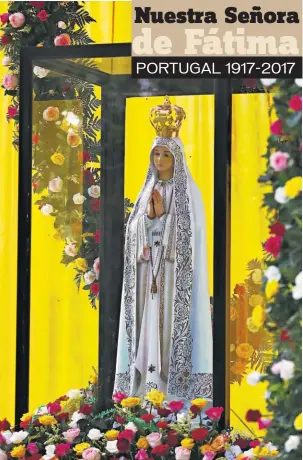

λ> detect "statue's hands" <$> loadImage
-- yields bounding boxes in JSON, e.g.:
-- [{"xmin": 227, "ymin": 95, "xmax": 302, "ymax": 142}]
[
  {"xmin": 147, "ymin": 195, "xmax": 155, "ymax": 219},
  {"xmin": 153, "ymin": 190, "xmax": 165, "ymax": 217}
]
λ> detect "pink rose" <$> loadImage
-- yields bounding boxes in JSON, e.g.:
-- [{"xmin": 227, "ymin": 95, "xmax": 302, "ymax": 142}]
[
  {"xmin": 270, "ymin": 151, "xmax": 290, "ymax": 172},
  {"xmin": 0, "ymin": 450, "xmax": 7, "ymax": 460},
  {"xmin": 289, "ymin": 95, "xmax": 302, "ymax": 111},
  {"xmin": 175, "ymin": 446, "xmax": 191, "ymax": 460},
  {"xmin": 0, "ymin": 13, "xmax": 10, "ymax": 24},
  {"xmin": 82, "ymin": 447, "xmax": 101, "ymax": 460},
  {"xmin": 146, "ymin": 432, "xmax": 162, "ymax": 448},
  {"xmin": 9, "ymin": 12, "xmax": 25, "ymax": 28},
  {"xmin": 54, "ymin": 33, "xmax": 71, "ymax": 46},
  {"xmin": 135, "ymin": 450, "xmax": 149, "ymax": 460},
  {"xmin": 258, "ymin": 418, "xmax": 272, "ymax": 430},
  {"xmin": 113, "ymin": 391, "xmax": 127, "ymax": 404},
  {"xmin": 202, "ymin": 452, "xmax": 215, "ymax": 460},
  {"xmin": 168, "ymin": 400, "xmax": 184, "ymax": 412},
  {"xmin": 27, "ymin": 443, "xmax": 39, "ymax": 454},
  {"xmin": 93, "ymin": 257, "xmax": 100, "ymax": 279},
  {"xmin": 270, "ymin": 119, "xmax": 284, "ymax": 136},
  {"xmin": 55, "ymin": 444, "xmax": 71, "ymax": 457},
  {"xmin": 2, "ymin": 74, "xmax": 18, "ymax": 90},
  {"xmin": 63, "ymin": 428, "xmax": 80, "ymax": 443}
]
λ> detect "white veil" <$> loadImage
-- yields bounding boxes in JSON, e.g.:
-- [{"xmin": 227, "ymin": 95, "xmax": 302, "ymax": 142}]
[{"xmin": 114, "ymin": 136, "xmax": 213, "ymax": 399}]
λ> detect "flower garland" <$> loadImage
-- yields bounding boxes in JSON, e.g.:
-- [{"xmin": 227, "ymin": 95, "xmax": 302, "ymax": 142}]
[
  {"xmin": 0, "ymin": 380, "xmax": 279, "ymax": 460},
  {"xmin": 244, "ymin": 78, "xmax": 302, "ymax": 458},
  {"xmin": 1, "ymin": 1, "xmax": 115, "ymax": 308}
]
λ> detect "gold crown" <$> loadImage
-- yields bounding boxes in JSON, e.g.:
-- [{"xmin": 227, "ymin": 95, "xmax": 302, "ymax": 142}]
[{"xmin": 149, "ymin": 97, "xmax": 186, "ymax": 138}]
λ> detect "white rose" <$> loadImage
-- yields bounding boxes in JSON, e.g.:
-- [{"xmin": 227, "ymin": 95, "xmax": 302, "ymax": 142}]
[
  {"xmin": 73, "ymin": 193, "xmax": 86, "ymax": 205},
  {"xmin": 67, "ymin": 389, "xmax": 81, "ymax": 399},
  {"xmin": 35, "ymin": 405, "xmax": 49, "ymax": 415},
  {"xmin": 10, "ymin": 431, "xmax": 28, "ymax": 444},
  {"xmin": 2, "ymin": 56, "xmax": 11, "ymax": 66},
  {"xmin": 49, "ymin": 176, "xmax": 63, "ymax": 193},
  {"xmin": 0, "ymin": 449, "xmax": 7, "ymax": 460},
  {"xmin": 240, "ymin": 448, "xmax": 254, "ymax": 459},
  {"xmin": 124, "ymin": 422, "xmax": 138, "ymax": 433},
  {"xmin": 285, "ymin": 435, "xmax": 300, "ymax": 453},
  {"xmin": 295, "ymin": 79, "xmax": 303, "ymax": 87},
  {"xmin": 279, "ymin": 359, "xmax": 295, "ymax": 380},
  {"xmin": 88, "ymin": 185, "xmax": 100, "ymax": 199},
  {"xmin": 177, "ymin": 413, "xmax": 187, "ymax": 423},
  {"xmin": 58, "ymin": 21, "xmax": 67, "ymax": 29},
  {"xmin": 88, "ymin": 429, "xmax": 103, "ymax": 441},
  {"xmin": 106, "ymin": 441, "xmax": 119, "ymax": 454},
  {"xmin": 247, "ymin": 371, "xmax": 262, "ymax": 386},
  {"xmin": 260, "ymin": 78, "xmax": 277, "ymax": 87},
  {"xmin": 230, "ymin": 445, "xmax": 243, "ymax": 456},
  {"xmin": 93, "ymin": 257, "xmax": 100, "ymax": 279},
  {"xmin": 274, "ymin": 186, "xmax": 290, "ymax": 204},
  {"xmin": 69, "ymin": 411, "xmax": 87, "ymax": 428},
  {"xmin": 64, "ymin": 243, "xmax": 78, "ymax": 257},
  {"xmin": 41, "ymin": 204, "xmax": 54, "ymax": 216},
  {"xmin": 33, "ymin": 66, "xmax": 50, "ymax": 78},
  {"xmin": 293, "ymin": 272, "xmax": 302, "ymax": 300},
  {"xmin": 43, "ymin": 445, "xmax": 56, "ymax": 460},
  {"xmin": 84, "ymin": 271, "xmax": 96, "ymax": 285},
  {"xmin": 1, "ymin": 431, "xmax": 12, "ymax": 444},
  {"xmin": 264, "ymin": 266, "xmax": 281, "ymax": 281}
]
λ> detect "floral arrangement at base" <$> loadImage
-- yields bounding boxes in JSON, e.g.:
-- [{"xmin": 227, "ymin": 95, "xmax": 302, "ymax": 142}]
[{"xmin": 0, "ymin": 380, "xmax": 279, "ymax": 460}]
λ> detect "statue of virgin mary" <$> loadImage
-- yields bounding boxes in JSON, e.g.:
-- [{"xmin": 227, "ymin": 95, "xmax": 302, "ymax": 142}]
[{"xmin": 114, "ymin": 97, "xmax": 213, "ymax": 400}]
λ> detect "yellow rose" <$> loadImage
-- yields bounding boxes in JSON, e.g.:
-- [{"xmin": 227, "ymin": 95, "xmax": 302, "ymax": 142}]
[
  {"xmin": 236, "ymin": 343, "xmax": 254, "ymax": 359},
  {"xmin": 181, "ymin": 438, "xmax": 195, "ymax": 450},
  {"xmin": 137, "ymin": 437, "xmax": 149, "ymax": 449},
  {"xmin": 251, "ymin": 305, "xmax": 266, "ymax": 328},
  {"xmin": 20, "ymin": 412, "xmax": 33, "ymax": 422},
  {"xmin": 249, "ymin": 294, "xmax": 264, "ymax": 307},
  {"xmin": 252, "ymin": 268, "xmax": 263, "ymax": 284},
  {"xmin": 51, "ymin": 152, "xmax": 65, "ymax": 166},
  {"xmin": 200, "ymin": 444, "xmax": 215, "ymax": 454},
  {"xmin": 60, "ymin": 400, "xmax": 68, "ymax": 410},
  {"xmin": 73, "ymin": 443, "xmax": 91, "ymax": 455},
  {"xmin": 11, "ymin": 445, "xmax": 26, "ymax": 458},
  {"xmin": 39, "ymin": 415, "xmax": 57, "ymax": 425},
  {"xmin": 246, "ymin": 317, "xmax": 259, "ymax": 333},
  {"xmin": 190, "ymin": 398, "xmax": 208, "ymax": 409},
  {"xmin": 231, "ymin": 361, "xmax": 246, "ymax": 375},
  {"xmin": 75, "ymin": 257, "xmax": 88, "ymax": 272},
  {"xmin": 67, "ymin": 130, "xmax": 81, "ymax": 147},
  {"xmin": 265, "ymin": 280, "xmax": 279, "ymax": 300},
  {"xmin": 145, "ymin": 389, "xmax": 166, "ymax": 407},
  {"xmin": 211, "ymin": 435, "xmax": 226, "ymax": 451},
  {"xmin": 284, "ymin": 176, "xmax": 302, "ymax": 199},
  {"xmin": 105, "ymin": 430, "xmax": 119, "ymax": 440},
  {"xmin": 294, "ymin": 413, "xmax": 302, "ymax": 430},
  {"xmin": 121, "ymin": 397, "xmax": 141, "ymax": 408}
]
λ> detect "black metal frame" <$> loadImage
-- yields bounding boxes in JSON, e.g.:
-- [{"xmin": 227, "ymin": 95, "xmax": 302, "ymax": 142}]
[{"xmin": 18, "ymin": 43, "xmax": 231, "ymax": 424}]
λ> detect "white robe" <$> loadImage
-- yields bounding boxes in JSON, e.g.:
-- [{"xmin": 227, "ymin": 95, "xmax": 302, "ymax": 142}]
[{"xmin": 114, "ymin": 137, "xmax": 213, "ymax": 400}]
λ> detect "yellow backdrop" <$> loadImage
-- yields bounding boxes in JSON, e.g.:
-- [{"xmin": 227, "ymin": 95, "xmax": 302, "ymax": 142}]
[{"xmin": 0, "ymin": 2, "xmax": 273, "ymax": 436}]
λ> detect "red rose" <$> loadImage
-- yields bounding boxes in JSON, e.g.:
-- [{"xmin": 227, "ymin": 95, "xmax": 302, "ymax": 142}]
[
  {"xmin": 116, "ymin": 415, "xmax": 126, "ymax": 424},
  {"xmin": 94, "ymin": 229, "xmax": 100, "ymax": 244},
  {"xmin": 245, "ymin": 409, "xmax": 262, "ymax": 422},
  {"xmin": 37, "ymin": 9, "xmax": 47, "ymax": 21},
  {"xmin": 118, "ymin": 430, "xmax": 134, "ymax": 441},
  {"xmin": 157, "ymin": 407, "xmax": 171, "ymax": 417},
  {"xmin": 90, "ymin": 199, "xmax": 100, "ymax": 212},
  {"xmin": 20, "ymin": 419, "xmax": 31, "ymax": 429},
  {"xmin": 280, "ymin": 329, "xmax": 291, "ymax": 341},
  {"xmin": 1, "ymin": 34, "xmax": 12, "ymax": 45},
  {"xmin": 249, "ymin": 440, "xmax": 261, "ymax": 448},
  {"xmin": 271, "ymin": 120, "xmax": 284, "ymax": 136},
  {"xmin": 205, "ymin": 406, "xmax": 224, "ymax": 420},
  {"xmin": 0, "ymin": 418, "xmax": 10, "ymax": 431},
  {"xmin": 167, "ymin": 400, "xmax": 184, "ymax": 412},
  {"xmin": 167, "ymin": 430, "xmax": 178, "ymax": 446},
  {"xmin": 234, "ymin": 438, "xmax": 249, "ymax": 449},
  {"xmin": 33, "ymin": 419, "xmax": 41, "ymax": 426},
  {"xmin": 117, "ymin": 437, "xmax": 130, "ymax": 453},
  {"xmin": 141, "ymin": 413, "xmax": 154, "ymax": 423},
  {"xmin": 90, "ymin": 282, "xmax": 99, "ymax": 296},
  {"xmin": 191, "ymin": 428, "xmax": 208, "ymax": 442},
  {"xmin": 270, "ymin": 222, "xmax": 286, "ymax": 237},
  {"xmin": 157, "ymin": 421, "xmax": 169, "ymax": 429},
  {"xmin": 56, "ymin": 412, "xmax": 69, "ymax": 422},
  {"xmin": 79, "ymin": 404, "xmax": 93, "ymax": 415},
  {"xmin": 0, "ymin": 13, "xmax": 10, "ymax": 24},
  {"xmin": 264, "ymin": 235, "xmax": 282, "ymax": 258},
  {"xmin": 47, "ymin": 402, "xmax": 61, "ymax": 415},
  {"xmin": 30, "ymin": 455, "xmax": 42, "ymax": 460},
  {"xmin": 83, "ymin": 170, "xmax": 95, "ymax": 185},
  {"xmin": 189, "ymin": 405, "xmax": 200, "ymax": 416},
  {"xmin": 8, "ymin": 106, "xmax": 18, "ymax": 118},
  {"xmin": 151, "ymin": 444, "xmax": 170, "ymax": 456},
  {"xmin": 289, "ymin": 95, "xmax": 302, "ymax": 111},
  {"xmin": 30, "ymin": 1, "xmax": 45, "ymax": 7},
  {"xmin": 55, "ymin": 444, "xmax": 70, "ymax": 457}
]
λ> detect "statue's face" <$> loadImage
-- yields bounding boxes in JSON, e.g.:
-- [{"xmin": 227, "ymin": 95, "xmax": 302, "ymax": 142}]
[{"xmin": 153, "ymin": 145, "xmax": 174, "ymax": 173}]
